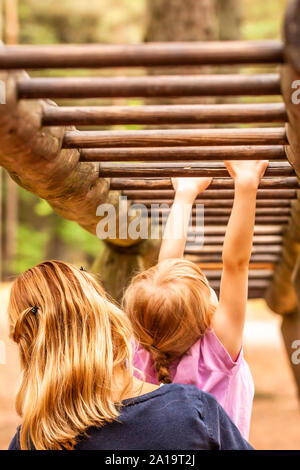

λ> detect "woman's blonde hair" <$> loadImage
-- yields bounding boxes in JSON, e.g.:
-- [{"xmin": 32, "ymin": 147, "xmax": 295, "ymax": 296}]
[
  {"xmin": 8, "ymin": 260, "xmax": 134, "ymax": 450},
  {"xmin": 123, "ymin": 258, "xmax": 215, "ymax": 384}
]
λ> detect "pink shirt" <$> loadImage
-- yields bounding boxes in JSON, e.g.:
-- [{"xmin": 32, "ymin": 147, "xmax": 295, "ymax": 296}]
[{"xmin": 133, "ymin": 329, "xmax": 254, "ymax": 439}]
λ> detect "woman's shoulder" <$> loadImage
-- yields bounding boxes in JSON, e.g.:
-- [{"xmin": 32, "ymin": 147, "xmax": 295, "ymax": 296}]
[
  {"xmin": 8, "ymin": 426, "xmax": 21, "ymax": 450},
  {"xmin": 123, "ymin": 382, "xmax": 218, "ymax": 417}
]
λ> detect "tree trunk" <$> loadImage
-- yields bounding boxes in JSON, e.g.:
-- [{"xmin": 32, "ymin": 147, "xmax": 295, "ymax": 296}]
[
  {"xmin": 92, "ymin": 239, "xmax": 161, "ymax": 305},
  {"xmin": 145, "ymin": 0, "xmax": 217, "ymax": 42},
  {"xmin": 216, "ymin": 0, "xmax": 243, "ymax": 40}
]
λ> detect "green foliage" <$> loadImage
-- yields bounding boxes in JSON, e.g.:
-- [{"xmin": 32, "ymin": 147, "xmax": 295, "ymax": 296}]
[
  {"xmin": 56, "ymin": 219, "xmax": 102, "ymax": 258},
  {"xmin": 34, "ymin": 199, "xmax": 53, "ymax": 217},
  {"xmin": 14, "ymin": 188, "xmax": 101, "ymax": 273},
  {"xmin": 242, "ymin": 0, "xmax": 289, "ymax": 39},
  {"xmin": 13, "ymin": 224, "xmax": 50, "ymax": 273},
  {"xmin": 19, "ymin": 0, "xmax": 146, "ymax": 45}
]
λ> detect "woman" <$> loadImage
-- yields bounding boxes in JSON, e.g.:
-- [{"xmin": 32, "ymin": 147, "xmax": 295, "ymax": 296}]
[{"xmin": 8, "ymin": 260, "xmax": 252, "ymax": 450}]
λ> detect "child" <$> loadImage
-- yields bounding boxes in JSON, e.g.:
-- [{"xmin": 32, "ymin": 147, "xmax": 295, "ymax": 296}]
[{"xmin": 123, "ymin": 160, "xmax": 269, "ymax": 439}]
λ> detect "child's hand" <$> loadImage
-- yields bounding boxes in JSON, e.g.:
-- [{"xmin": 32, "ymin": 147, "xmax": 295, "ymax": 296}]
[
  {"xmin": 224, "ymin": 160, "xmax": 269, "ymax": 188},
  {"xmin": 171, "ymin": 177, "xmax": 212, "ymax": 196}
]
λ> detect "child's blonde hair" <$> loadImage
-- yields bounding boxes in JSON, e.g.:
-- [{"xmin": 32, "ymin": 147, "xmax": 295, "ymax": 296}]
[
  {"xmin": 8, "ymin": 260, "xmax": 134, "ymax": 450},
  {"xmin": 123, "ymin": 258, "xmax": 215, "ymax": 384}
]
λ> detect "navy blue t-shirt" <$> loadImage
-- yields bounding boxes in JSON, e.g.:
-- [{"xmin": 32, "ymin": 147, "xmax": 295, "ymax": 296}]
[{"xmin": 8, "ymin": 383, "xmax": 253, "ymax": 450}]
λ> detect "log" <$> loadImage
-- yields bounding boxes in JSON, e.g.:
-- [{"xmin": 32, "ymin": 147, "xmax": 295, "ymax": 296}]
[
  {"xmin": 0, "ymin": 41, "xmax": 284, "ymax": 69},
  {"xmin": 110, "ymin": 176, "xmax": 297, "ymax": 190},
  {"xmin": 17, "ymin": 74, "xmax": 282, "ymax": 99},
  {"xmin": 81, "ymin": 145, "xmax": 287, "ymax": 163},
  {"xmin": 0, "ymin": 70, "xmax": 109, "ymax": 235},
  {"xmin": 99, "ymin": 161, "xmax": 294, "ymax": 178},
  {"xmin": 63, "ymin": 127, "xmax": 288, "ymax": 148},
  {"xmin": 122, "ymin": 189, "xmax": 296, "ymax": 200},
  {"xmin": 131, "ymin": 199, "xmax": 292, "ymax": 208},
  {"xmin": 42, "ymin": 103, "xmax": 287, "ymax": 126}
]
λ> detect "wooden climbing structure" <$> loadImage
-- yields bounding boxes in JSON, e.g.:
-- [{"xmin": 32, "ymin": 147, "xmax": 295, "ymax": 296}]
[{"xmin": 0, "ymin": 0, "xmax": 300, "ymax": 393}]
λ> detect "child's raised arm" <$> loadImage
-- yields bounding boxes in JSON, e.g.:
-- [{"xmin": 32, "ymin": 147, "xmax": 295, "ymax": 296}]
[
  {"xmin": 213, "ymin": 160, "xmax": 269, "ymax": 360},
  {"xmin": 158, "ymin": 177, "xmax": 212, "ymax": 263}
]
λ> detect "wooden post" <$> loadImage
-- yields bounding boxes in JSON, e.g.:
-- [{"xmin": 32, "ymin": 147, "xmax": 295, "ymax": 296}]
[
  {"xmin": 265, "ymin": 0, "xmax": 300, "ymax": 398},
  {"xmin": 92, "ymin": 239, "xmax": 161, "ymax": 305}
]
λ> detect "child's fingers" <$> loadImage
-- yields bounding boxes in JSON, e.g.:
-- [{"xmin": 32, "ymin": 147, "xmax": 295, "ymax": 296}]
[{"xmin": 257, "ymin": 160, "xmax": 269, "ymax": 180}]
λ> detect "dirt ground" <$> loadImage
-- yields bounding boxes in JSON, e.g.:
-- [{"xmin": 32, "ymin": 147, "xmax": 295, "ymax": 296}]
[{"xmin": 0, "ymin": 284, "xmax": 299, "ymax": 450}]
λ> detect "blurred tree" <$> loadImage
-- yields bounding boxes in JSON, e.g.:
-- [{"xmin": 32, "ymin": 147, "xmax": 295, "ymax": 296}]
[
  {"xmin": 3, "ymin": 0, "xmax": 19, "ymax": 278},
  {"xmin": 216, "ymin": 0, "xmax": 242, "ymax": 40},
  {"xmin": 145, "ymin": 0, "xmax": 217, "ymax": 42}
]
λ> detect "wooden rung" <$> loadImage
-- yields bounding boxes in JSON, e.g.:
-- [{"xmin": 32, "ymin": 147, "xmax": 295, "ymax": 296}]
[
  {"xmin": 43, "ymin": 103, "xmax": 287, "ymax": 126},
  {"xmin": 63, "ymin": 128, "xmax": 288, "ymax": 148},
  {"xmin": 111, "ymin": 177, "xmax": 298, "ymax": 191},
  {"xmin": 210, "ymin": 279, "xmax": 269, "ymax": 289},
  {"xmin": 163, "ymin": 216, "xmax": 289, "ymax": 225},
  {"xmin": 159, "ymin": 208, "xmax": 289, "ymax": 216},
  {"xmin": 187, "ymin": 254, "xmax": 279, "ymax": 263},
  {"xmin": 17, "ymin": 74, "xmax": 282, "ymax": 99},
  {"xmin": 196, "ymin": 235, "xmax": 282, "ymax": 245},
  {"xmin": 194, "ymin": 261, "xmax": 275, "ymax": 270},
  {"xmin": 108, "ymin": 162, "xmax": 294, "ymax": 178},
  {"xmin": 203, "ymin": 269, "xmax": 274, "ymax": 279},
  {"xmin": 196, "ymin": 226, "xmax": 283, "ymax": 236},
  {"xmin": 82, "ymin": 145, "xmax": 286, "ymax": 163},
  {"xmin": 185, "ymin": 245, "xmax": 282, "ymax": 254},
  {"xmin": 123, "ymin": 188, "xmax": 296, "ymax": 199},
  {"xmin": 246, "ymin": 290, "xmax": 268, "ymax": 299},
  {"xmin": 0, "ymin": 41, "xmax": 284, "ymax": 69},
  {"xmin": 99, "ymin": 161, "xmax": 293, "ymax": 178},
  {"xmin": 131, "ymin": 199, "xmax": 292, "ymax": 208}
]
